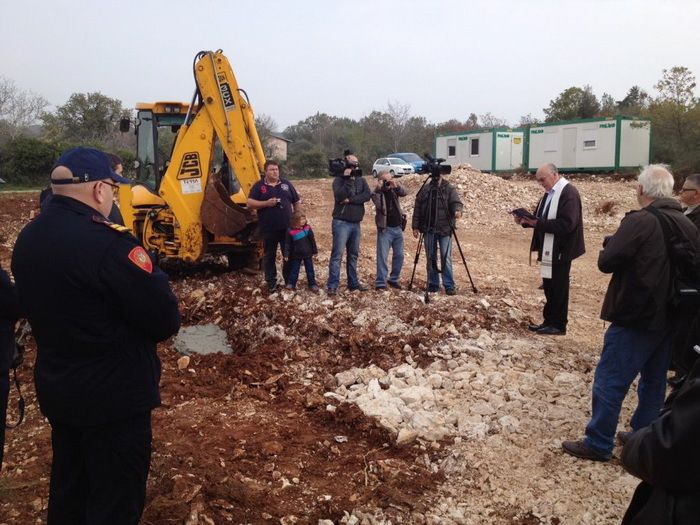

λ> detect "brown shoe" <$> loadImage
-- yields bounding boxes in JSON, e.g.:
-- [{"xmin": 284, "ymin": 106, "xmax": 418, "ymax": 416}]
[{"xmin": 562, "ymin": 440, "xmax": 610, "ymax": 462}]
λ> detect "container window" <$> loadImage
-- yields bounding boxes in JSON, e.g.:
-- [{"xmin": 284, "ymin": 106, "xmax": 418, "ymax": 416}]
[
  {"xmin": 583, "ymin": 128, "xmax": 598, "ymax": 150},
  {"xmin": 470, "ymin": 138, "xmax": 480, "ymax": 156},
  {"xmin": 583, "ymin": 140, "xmax": 597, "ymax": 149},
  {"xmin": 447, "ymin": 139, "xmax": 456, "ymax": 157}
]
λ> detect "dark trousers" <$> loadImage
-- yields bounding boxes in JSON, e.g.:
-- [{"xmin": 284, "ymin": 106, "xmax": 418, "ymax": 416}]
[
  {"xmin": 542, "ymin": 261, "xmax": 571, "ymax": 331},
  {"xmin": 0, "ymin": 368, "xmax": 8, "ymax": 471},
  {"xmin": 287, "ymin": 257, "xmax": 317, "ymax": 288},
  {"xmin": 262, "ymin": 230, "xmax": 290, "ymax": 288},
  {"xmin": 670, "ymin": 309, "xmax": 700, "ymax": 376},
  {"xmin": 47, "ymin": 412, "xmax": 152, "ymax": 525}
]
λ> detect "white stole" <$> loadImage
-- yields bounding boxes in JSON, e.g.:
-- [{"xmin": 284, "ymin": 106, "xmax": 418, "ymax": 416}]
[{"xmin": 540, "ymin": 178, "xmax": 569, "ymax": 279}]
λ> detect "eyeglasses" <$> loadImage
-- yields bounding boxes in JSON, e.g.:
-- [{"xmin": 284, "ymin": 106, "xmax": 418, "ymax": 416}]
[
  {"xmin": 680, "ymin": 188, "xmax": 698, "ymax": 193},
  {"xmin": 98, "ymin": 180, "xmax": 120, "ymax": 193}
]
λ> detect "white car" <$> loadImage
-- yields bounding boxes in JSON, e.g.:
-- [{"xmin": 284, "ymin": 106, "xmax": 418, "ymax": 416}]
[{"xmin": 371, "ymin": 157, "xmax": 415, "ymax": 177}]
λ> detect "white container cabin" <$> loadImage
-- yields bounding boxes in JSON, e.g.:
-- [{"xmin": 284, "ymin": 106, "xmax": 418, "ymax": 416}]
[{"xmin": 435, "ymin": 128, "xmax": 525, "ymax": 172}]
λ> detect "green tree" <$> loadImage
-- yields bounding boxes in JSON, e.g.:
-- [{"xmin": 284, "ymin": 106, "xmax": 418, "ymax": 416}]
[
  {"xmin": 648, "ymin": 67, "xmax": 700, "ymax": 173},
  {"xmin": 599, "ymin": 93, "xmax": 617, "ymax": 116},
  {"xmin": 41, "ymin": 92, "xmax": 128, "ymax": 144},
  {"xmin": 543, "ymin": 85, "xmax": 600, "ymax": 121},
  {"xmin": 617, "ymin": 86, "xmax": 649, "ymax": 116},
  {"xmin": 0, "ymin": 136, "xmax": 62, "ymax": 185}
]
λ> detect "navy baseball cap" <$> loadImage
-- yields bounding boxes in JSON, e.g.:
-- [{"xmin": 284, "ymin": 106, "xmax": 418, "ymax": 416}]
[{"xmin": 50, "ymin": 147, "xmax": 131, "ymax": 185}]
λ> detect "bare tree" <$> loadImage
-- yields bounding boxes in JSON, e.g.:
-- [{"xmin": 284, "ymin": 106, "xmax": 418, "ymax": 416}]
[
  {"xmin": 254, "ymin": 113, "xmax": 279, "ymax": 157},
  {"xmin": 0, "ymin": 76, "xmax": 49, "ymax": 139},
  {"xmin": 386, "ymin": 100, "xmax": 411, "ymax": 151},
  {"xmin": 479, "ymin": 112, "xmax": 508, "ymax": 128}
]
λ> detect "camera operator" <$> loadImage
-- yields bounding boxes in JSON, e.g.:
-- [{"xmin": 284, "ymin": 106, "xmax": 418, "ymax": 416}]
[
  {"xmin": 326, "ymin": 150, "xmax": 371, "ymax": 295},
  {"xmin": 371, "ymin": 171, "xmax": 407, "ymax": 290},
  {"xmin": 0, "ymin": 263, "xmax": 21, "ymax": 471},
  {"xmin": 411, "ymin": 172, "xmax": 463, "ymax": 295}
]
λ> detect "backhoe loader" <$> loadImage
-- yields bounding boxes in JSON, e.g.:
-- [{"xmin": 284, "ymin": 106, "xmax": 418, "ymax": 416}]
[{"xmin": 118, "ymin": 50, "xmax": 266, "ymax": 267}]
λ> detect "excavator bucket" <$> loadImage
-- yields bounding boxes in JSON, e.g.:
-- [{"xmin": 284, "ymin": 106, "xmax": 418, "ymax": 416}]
[{"xmin": 201, "ymin": 176, "xmax": 255, "ymax": 237}]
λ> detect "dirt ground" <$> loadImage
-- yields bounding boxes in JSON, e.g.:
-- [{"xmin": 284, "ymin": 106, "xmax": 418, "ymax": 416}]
[{"xmin": 0, "ymin": 170, "xmax": 648, "ymax": 524}]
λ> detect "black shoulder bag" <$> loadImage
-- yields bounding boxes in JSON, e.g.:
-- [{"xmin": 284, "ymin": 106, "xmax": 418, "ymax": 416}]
[{"xmin": 646, "ymin": 206, "xmax": 700, "ymax": 310}]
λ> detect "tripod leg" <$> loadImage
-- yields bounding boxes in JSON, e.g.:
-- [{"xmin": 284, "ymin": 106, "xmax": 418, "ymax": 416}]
[
  {"xmin": 451, "ymin": 230, "xmax": 478, "ymax": 294},
  {"xmin": 408, "ymin": 232, "xmax": 424, "ymax": 291}
]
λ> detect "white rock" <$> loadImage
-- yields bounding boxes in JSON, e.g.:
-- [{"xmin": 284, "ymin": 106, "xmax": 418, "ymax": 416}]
[
  {"xmin": 470, "ymin": 401, "xmax": 496, "ymax": 416},
  {"xmin": 335, "ymin": 370, "xmax": 358, "ymax": 387},
  {"xmin": 399, "ymin": 386, "xmax": 435, "ymax": 406},
  {"xmin": 396, "ymin": 428, "xmax": 419, "ymax": 446}
]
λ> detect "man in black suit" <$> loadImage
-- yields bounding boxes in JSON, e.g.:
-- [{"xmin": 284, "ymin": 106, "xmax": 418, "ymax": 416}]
[
  {"xmin": 680, "ymin": 173, "xmax": 700, "ymax": 229},
  {"xmin": 515, "ymin": 163, "xmax": 585, "ymax": 336}
]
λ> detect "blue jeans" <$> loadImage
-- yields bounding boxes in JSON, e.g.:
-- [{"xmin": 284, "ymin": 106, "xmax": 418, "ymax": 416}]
[
  {"xmin": 375, "ymin": 226, "xmax": 404, "ymax": 287},
  {"xmin": 424, "ymin": 232, "xmax": 454, "ymax": 290},
  {"xmin": 327, "ymin": 219, "xmax": 361, "ymax": 290},
  {"xmin": 584, "ymin": 324, "xmax": 671, "ymax": 456},
  {"xmin": 287, "ymin": 257, "xmax": 317, "ymax": 288}
]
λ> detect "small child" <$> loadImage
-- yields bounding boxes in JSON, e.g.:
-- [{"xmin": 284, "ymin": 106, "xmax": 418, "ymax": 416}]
[{"xmin": 283, "ymin": 211, "xmax": 319, "ymax": 291}]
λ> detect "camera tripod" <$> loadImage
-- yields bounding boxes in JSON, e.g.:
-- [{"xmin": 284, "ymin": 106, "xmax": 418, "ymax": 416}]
[{"xmin": 408, "ymin": 176, "xmax": 478, "ymax": 303}]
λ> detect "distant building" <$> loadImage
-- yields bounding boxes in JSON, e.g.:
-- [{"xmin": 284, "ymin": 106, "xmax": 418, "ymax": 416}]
[{"xmin": 265, "ymin": 133, "xmax": 292, "ymax": 161}]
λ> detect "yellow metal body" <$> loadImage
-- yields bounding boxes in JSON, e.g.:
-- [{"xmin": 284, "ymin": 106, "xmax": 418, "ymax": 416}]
[{"xmin": 119, "ymin": 51, "xmax": 266, "ymax": 263}]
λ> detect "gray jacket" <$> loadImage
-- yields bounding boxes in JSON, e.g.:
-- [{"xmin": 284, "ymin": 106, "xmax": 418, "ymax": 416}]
[{"xmin": 371, "ymin": 184, "xmax": 407, "ymax": 230}]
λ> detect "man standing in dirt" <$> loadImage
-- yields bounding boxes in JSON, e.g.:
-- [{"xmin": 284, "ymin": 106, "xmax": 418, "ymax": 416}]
[
  {"xmin": 515, "ymin": 163, "xmax": 585, "ymax": 335},
  {"xmin": 11, "ymin": 147, "xmax": 181, "ymax": 524},
  {"xmin": 327, "ymin": 150, "xmax": 371, "ymax": 295},
  {"xmin": 247, "ymin": 160, "xmax": 300, "ymax": 293},
  {"xmin": 411, "ymin": 173, "xmax": 463, "ymax": 295},
  {"xmin": 371, "ymin": 171, "xmax": 407, "ymax": 290},
  {"xmin": 562, "ymin": 164, "xmax": 700, "ymax": 462}
]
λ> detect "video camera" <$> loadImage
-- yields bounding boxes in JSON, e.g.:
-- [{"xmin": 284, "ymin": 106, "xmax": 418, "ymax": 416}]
[
  {"xmin": 419, "ymin": 153, "xmax": 451, "ymax": 179},
  {"xmin": 328, "ymin": 149, "xmax": 363, "ymax": 177}
]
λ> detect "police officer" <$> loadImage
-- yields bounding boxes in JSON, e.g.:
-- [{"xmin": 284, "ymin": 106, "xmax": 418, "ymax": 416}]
[
  {"xmin": 12, "ymin": 147, "xmax": 181, "ymax": 525},
  {"xmin": 0, "ymin": 263, "xmax": 21, "ymax": 472}
]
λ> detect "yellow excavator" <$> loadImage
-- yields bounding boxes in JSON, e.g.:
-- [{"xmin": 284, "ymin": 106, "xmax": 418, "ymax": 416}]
[{"xmin": 118, "ymin": 49, "xmax": 266, "ymax": 267}]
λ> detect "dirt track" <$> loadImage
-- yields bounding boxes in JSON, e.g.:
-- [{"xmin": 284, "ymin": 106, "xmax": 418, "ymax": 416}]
[{"xmin": 0, "ymin": 171, "xmax": 647, "ymax": 524}]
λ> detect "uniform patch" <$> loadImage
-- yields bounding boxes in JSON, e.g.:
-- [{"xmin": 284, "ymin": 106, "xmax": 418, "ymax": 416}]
[
  {"xmin": 128, "ymin": 246, "xmax": 153, "ymax": 273},
  {"xmin": 260, "ymin": 185, "xmax": 268, "ymax": 194},
  {"xmin": 281, "ymin": 183, "xmax": 289, "ymax": 191}
]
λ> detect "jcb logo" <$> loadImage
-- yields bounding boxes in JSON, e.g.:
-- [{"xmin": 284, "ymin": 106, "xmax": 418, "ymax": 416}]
[
  {"xmin": 219, "ymin": 82, "xmax": 235, "ymax": 111},
  {"xmin": 177, "ymin": 152, "xmax": 201, "ymax": 179}
]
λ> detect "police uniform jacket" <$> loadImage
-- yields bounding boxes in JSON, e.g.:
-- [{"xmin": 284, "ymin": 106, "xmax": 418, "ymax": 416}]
[
  {"xmin": 599, "ymin": 198, "xmax": 700, "ymax": 330},
  {"xmin": 11, "ymin": 195, "xmax": 181, "ymax": 426},
  {"xmin": 621, "ymin": 359, "xmax": 700, "ymax": 524}
]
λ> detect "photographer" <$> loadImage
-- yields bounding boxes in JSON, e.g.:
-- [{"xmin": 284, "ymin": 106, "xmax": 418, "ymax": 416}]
[
  {"xmin": 326, "ymin": 151, "xmax": 371, "ymax": 295},
  {"xmin": 411, "ymin": 173, "xmax": 463, "ymax": 295},
  {"xmin": 371, "ymin": 171, "xmax": 407, "ymax": 290},
  {"xmin": 1, "ymin": 263, "xmax": 21, "ymax": 471}
]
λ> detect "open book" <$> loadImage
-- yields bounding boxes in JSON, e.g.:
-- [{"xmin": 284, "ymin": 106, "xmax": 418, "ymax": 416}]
[{"xmin": 511, "ymin": 208, "xmax": 536, "ymax": 221}]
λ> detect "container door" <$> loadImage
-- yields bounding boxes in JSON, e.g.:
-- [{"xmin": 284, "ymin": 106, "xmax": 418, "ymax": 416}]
[
  {"xmin": 511, "ymin": 135, "xmax": 524, "ymax": 169},
  {"xmin": 562, "ymin": 127, "xmax": 577, "ymax": 168}
]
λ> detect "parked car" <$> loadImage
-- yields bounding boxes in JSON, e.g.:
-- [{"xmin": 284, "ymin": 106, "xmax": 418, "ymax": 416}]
[
  {"xmin": 371, "ymin": 157, "xmax": 415, "ymax": 177},
  {"xmin": 387, "ymin": 152, "xmax": 426, "ymax": 173}
]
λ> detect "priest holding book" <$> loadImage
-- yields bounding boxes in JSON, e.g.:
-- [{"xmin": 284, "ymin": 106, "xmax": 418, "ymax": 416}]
[{"xmin": 513, "ymin": 163, "xmax": 585, "ymax": 336}]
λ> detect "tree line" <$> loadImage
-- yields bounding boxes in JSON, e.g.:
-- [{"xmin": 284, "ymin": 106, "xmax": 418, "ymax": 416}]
[{"xmin": 0, "ymin": 66, "xmax": 698, "ymax": 186}]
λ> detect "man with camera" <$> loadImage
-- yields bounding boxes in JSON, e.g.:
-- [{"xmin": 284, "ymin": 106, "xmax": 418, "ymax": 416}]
[
  {"xmin": 411, "ymin": 172, "xmax": 463, "ymax": 295},
  {"xmin": 562, "ymin": 164, "xmax": 700, "ymax": 462},
  {"xmin": 515, "ymin": 163, "xmax": 585, "ymax": 336},
  {"xmin": 247, "ymin": 160, "xmax": 300, "ymax": 293},
  {"xmin": 327, "ymin": 150, "xmax": 371, "ymax": 295},
  {"xmin": 371, "ymin": 171, "xmax": 407, "ymax": 290}
]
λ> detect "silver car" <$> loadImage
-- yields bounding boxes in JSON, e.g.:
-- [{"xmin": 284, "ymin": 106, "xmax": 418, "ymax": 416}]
[{"xmin": 371, "ymin": 157, "xmax": 415, "ymax": 177}]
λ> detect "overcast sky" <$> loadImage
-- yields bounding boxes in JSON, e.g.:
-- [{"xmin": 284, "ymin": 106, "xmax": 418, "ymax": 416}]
[{"xmin": 2, "ymin": 0, "xmax": 698, "ymax": 130}]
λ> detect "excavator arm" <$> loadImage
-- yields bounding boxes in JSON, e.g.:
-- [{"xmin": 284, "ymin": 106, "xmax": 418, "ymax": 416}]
[{"xmin": 127, "ymin": 50, "xmax": 267, "ymax": 262}]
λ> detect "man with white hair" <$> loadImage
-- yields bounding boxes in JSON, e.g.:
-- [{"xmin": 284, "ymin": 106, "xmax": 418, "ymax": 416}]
[{"xmin": 563, "ymin": 164, "xmax": 700, "ymax": 462}]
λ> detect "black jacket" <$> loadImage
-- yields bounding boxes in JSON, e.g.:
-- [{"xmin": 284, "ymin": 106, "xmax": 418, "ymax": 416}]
[
  {"xmin": 332, "ymin": 175, "xmax": 371, "ymax": 223},
  {"xmin": 621, "ymin": 358, "xmax": 700, "ymax": 525},
  {"xmin": 283, "ymin": 225, "xmax": 318, "ymax": 260},
  {"xmin": 0, "ymin": 266, "xmax": 20, "ymax": 375},
  {"xmin": 411, "ymin": 179, "xmax": 464, "ymax": 236},
  {"xmin": 685, "ymin": 206, "xmax": 700, "ymax": 230},
  {"xmin": 599, "ymin": 198, "xmax": 700, "ymax": 330},
  {"xmin": 11, "ymin": 195, "xmax": 181, "ymax": 426},
  {"xmin": 528, "ymin": 183, "xmax": 586, "ymax": 263}
]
